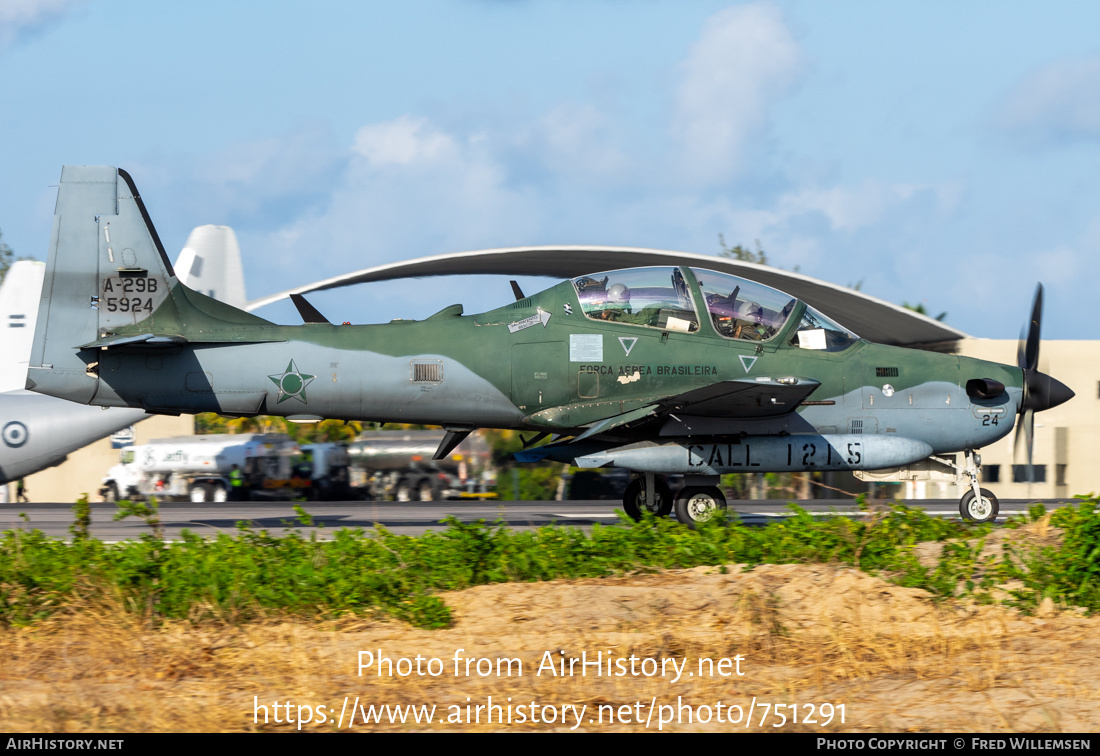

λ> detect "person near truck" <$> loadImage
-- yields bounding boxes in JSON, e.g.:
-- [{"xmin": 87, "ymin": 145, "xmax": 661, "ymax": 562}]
[{"xmin": 229, "ymin": 464, "xmax": 243, "ymax": 501}]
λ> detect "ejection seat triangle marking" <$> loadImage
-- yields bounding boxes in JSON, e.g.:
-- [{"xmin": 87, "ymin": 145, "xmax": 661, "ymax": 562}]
[
  {"xmin": 618, "ymin": 337, "xmax": 638, "ymax": 357},
  {"xmin": 739, "ymin": 355, "xmax": 758, "ymax": 373}
]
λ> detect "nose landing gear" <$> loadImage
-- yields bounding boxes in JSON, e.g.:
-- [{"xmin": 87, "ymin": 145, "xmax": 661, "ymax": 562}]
[
  {"xmin": 959, "ymin": 486, "xmax": 999, "ymax": 523},
  {"xmin": 958, "ymin": 449, "xmax": 999, "ymax": 524}
]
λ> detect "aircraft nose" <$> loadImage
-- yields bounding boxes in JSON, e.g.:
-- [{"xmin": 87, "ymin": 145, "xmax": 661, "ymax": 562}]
[{"xmin": 1023, "ymin": 370, "xmax": 1075, "ymax": 412}]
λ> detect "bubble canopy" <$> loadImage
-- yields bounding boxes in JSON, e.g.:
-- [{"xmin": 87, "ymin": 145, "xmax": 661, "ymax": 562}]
[
  {"xmin": 571, "ymin": 267, "xmax": 859, "ymax": 349},
  {"xmin": 689, "ymin": 268, "xmax": 797, "ymax": 342}
]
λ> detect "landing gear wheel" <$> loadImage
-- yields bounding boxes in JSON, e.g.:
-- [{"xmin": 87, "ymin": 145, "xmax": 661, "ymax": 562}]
[
  {"xmin": 418, "ymin": 481, "xmax": 435, "ymax": 502},
  {"xmin": 675, "ymin": 486, "xmax": 727, "ymax": 528},
  {"xmin": 622, "ymin": 478, "xmax": 673, "ymax": 520},
  {"xmin": 959, "ymin": 488, "xmax": 999, "ymax": 524}
]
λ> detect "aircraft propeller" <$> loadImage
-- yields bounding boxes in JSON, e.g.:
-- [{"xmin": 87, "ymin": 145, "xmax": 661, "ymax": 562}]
[{"xmin": 1013, "ymin": 283, "xmax": 1074, "ymax": 472}]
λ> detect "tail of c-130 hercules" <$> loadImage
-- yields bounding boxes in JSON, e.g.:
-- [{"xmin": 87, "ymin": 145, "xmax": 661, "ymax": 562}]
[{"xmin": 27, "ymin": 165, "xmax": 277, "ymax": 410}]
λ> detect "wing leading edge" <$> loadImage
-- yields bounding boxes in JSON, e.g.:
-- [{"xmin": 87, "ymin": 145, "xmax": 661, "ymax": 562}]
[{"xmin": 564, "ymin": 377, "xmax": 821, "ymax": 443}]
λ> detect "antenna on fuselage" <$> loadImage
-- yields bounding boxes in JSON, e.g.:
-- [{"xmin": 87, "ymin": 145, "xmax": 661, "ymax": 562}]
[{"xmin": 290, "ymin": 293, "xmax": 332, "ymax": 325}]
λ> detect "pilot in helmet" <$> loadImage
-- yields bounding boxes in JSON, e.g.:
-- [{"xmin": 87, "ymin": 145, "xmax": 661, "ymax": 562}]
[
  {"xmin": 607, "ymin": 283, "xmax": 630, "ymax": 304},
  {"xmin": 734, "ymin": 301, "xmax": 769, "ymax": 339},
  {"xmin": 596, "ymin": 282, "xmax": 631, "ymax": 320},
  {"xmin": 737, "ymin": 300, "xmax": 764, "ymax": 322}
]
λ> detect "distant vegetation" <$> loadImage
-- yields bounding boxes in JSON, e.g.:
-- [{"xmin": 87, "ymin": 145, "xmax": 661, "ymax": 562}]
[
  {"xmin": 0, "ymin": 228, "xmax": 32, "ymax": 285},
  {"xmin": 2, "ymin": 497, "xmax": 1098, "ymax": 630}
]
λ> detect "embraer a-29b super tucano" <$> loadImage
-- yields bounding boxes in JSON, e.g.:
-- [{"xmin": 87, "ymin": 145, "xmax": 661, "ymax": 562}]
[{"xmin": 27, "ymin": 166, "xmax": 1074, "ymax": 524}]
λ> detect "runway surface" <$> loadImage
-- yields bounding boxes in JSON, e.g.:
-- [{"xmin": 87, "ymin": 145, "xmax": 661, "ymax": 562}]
[{"xmin": 0, "ymin": 497, "xmax": 1079, "ymax": 540}]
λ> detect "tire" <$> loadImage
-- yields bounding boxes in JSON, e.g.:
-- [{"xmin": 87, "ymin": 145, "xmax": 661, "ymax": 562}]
[
  {"xmin": 622, "ymin": 477, "xmax": 673, "ymax": 520},
  {"xmin": 210, "ymin": 484, "xmax": 228, "ymax": 503},
  {"xmin": 189, "ymin": 484, "xmax": 210, "ymax": 503},
  {"xmin": 959, "ymin": 488, "xmax": 999, "ymax": 524},
  {"xmin": 102, "ymin": 482, "xmax": 119, "ymax": 503},
  {"xmin": 395, "ymin": 483, "xmax": 412, "ymax": 502},
  {"xmin": 418, "ymin": 480, "xmax": 435, "ymax": 502},
  {"xmin": 675, "ymin": 486, "xmax": 728, "ymax": 528}
]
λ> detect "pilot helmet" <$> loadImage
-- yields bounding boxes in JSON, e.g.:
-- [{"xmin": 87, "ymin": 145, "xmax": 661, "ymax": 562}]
[
  {"xmin": 737, "ymin": 301, "xmax": 764, "ymax": 323},
  {"xmin": 607, "ymin": 283, "xmax": 630, "ymax": 303}
]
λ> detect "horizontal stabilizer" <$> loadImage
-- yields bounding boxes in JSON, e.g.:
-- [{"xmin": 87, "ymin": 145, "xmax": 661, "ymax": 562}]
[
  {"xmin": 80, "ymin": 332, "xmax": 284, "ymax": 349},
  {"xmin": 81, "ymin": 333, "xmax": 188, "ymax": 349}
]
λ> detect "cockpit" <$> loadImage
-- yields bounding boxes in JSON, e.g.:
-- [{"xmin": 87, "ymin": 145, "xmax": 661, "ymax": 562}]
[
  {"xmin": 573, "ymin": 267, "xmax": 700, "ymax": 332},
  {"xmin": 570, "ymin": 266, "xmax": 859, "ymax": 351}
]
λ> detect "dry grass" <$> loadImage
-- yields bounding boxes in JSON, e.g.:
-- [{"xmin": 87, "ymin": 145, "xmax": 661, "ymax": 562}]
[{"xmin": 3, "ymin": 562, "xmax": 1099, "ymax": 733}]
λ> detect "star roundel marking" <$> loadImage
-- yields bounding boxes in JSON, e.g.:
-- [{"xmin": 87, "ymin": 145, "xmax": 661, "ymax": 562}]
[{"xmin": 268, "ymin": 360, "xmax": 316, "ymax": 404}]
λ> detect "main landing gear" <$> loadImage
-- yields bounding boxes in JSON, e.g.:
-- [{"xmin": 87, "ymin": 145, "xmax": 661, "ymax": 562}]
[
  {"xmin": 622, "ymin": 473, "xmax": 727, "ymax": 528},
  {"xmin": 622, "ymin": 473, "xmax": 672, "ymax": 519}
]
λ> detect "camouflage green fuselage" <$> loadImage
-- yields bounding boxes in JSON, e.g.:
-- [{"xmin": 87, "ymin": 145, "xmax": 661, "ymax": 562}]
[{"xmin": 79, "ymin": 273, "xmax": 1022, "ymax": 460}]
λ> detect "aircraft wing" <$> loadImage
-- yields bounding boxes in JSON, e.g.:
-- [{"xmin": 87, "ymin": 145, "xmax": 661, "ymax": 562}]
[
  {"xmin": 655, "ymin": 377, "xmax": 821, "ymax": 418},
  {"xmin": 569, "ymin": 377, "xmax": 821, "ymax": 442}
]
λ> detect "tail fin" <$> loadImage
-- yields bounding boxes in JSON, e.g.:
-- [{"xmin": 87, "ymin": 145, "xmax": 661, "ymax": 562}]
[
  {"xmin": 28, "ymin": 166, "xmax": 273, "ymax": 403},
  {"xmin": 0, "ymin": 260, "xmax": 46, "ymax": 392},
  {"xmin": 175, "ymin": 225, "xmax": 248, "ymax": 309}
]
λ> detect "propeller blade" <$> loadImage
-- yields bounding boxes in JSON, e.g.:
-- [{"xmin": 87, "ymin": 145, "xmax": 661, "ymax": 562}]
[
  {"xmin": 1018, "ymin": 283, "xmax": 1043, "ymax": 372},
  {"xmin": 1013, "ymin": 408, "xmax": 1034, "ymax": 467},
  {"xmin": 1025, "ymin": 408, "xmax": 1034, "ymax": 468}
]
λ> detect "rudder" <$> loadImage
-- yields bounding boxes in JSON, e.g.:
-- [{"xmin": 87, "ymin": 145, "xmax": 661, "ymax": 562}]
[{"xmin": 28, "ymin": 166, "xmax": 182, "ymax": 403}]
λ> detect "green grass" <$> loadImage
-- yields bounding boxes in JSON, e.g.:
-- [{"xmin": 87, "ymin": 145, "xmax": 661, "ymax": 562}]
[{"xmin": 2, "ymin": 496, "xmax": 1098, "ymax": 629}]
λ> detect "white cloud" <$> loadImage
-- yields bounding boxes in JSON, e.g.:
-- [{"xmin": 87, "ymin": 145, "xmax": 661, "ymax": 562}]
[
  {"xmin": 246, "ymin": 115, "xmax": 543, "ymax": 294},
  {"xmin": 998, "ymin": 56, "xmax": 1100, "ymax": 144},
  {"xmin": 0, "ymin": 0, "xmax": 83, "ymax": 46},
  {"xmin": 670, "ymin": 3, "xmax": 802, "ymax": 186},
  {"xmin": 1027, "ymin": 244, "xmax": 1078, "ymax": 286},
  {"xmin": 131, "ymin": 123, "xmax": 344, "ymax": 225},
  {"xmin": 353, "ymin": 116, "xmax": 457, "ymax": 166},
  {"xmin": 686, "ymin": 180, "xmax": 945, "ymax": 246},
  {"xmin": 775, "ymin": 181, "xmax": 926, "ymax": 232},
  {"xmin": 528, "ymin": 102, "xmax": 631, "ymax": 181}
]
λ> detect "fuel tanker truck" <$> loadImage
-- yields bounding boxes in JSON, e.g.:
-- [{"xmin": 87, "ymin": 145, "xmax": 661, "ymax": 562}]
[
  {"xmin": 346, "ymin": 430, "xmax": 495, "ymax": 501},
  {"xmin": 101, "ymin": 433, "xmax": 350, "ymax": 502}
]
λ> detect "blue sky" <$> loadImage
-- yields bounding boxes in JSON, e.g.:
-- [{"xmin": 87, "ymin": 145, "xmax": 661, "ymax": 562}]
[{"xmin": 2, "ymin": 1, "xmax": 1099, "ymax": 339}]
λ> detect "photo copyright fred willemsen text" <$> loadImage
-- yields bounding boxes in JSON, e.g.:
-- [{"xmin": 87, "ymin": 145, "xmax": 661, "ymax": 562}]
[{"xmin": 251, "ymin": 648, "xmax": 846, "ymax": 730}]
